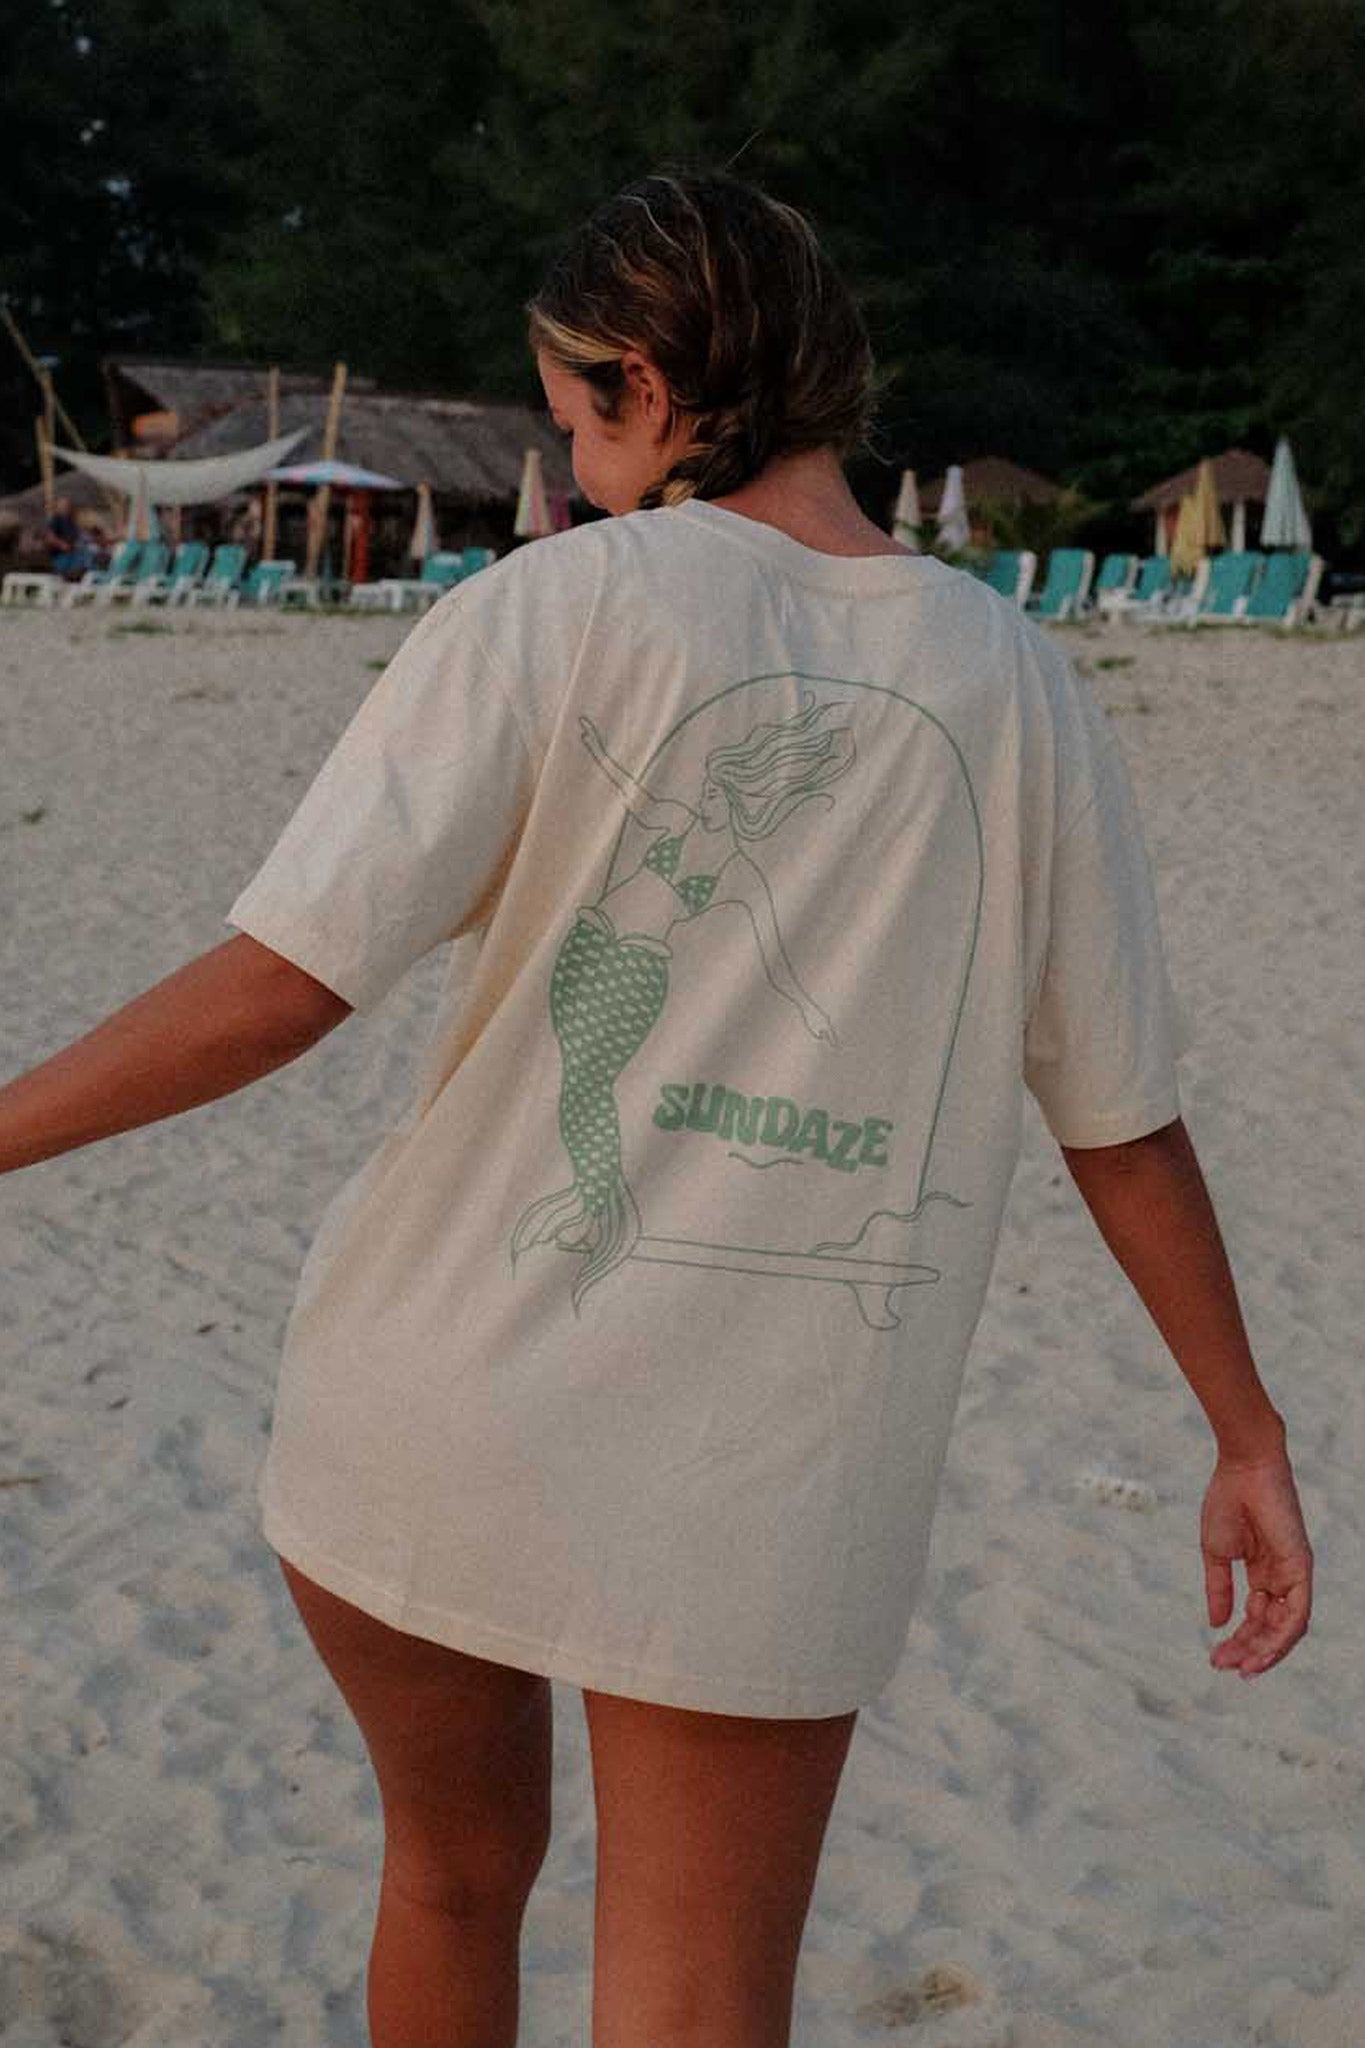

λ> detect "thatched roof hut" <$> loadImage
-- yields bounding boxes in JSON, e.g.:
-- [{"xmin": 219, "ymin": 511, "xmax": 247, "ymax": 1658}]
[
  {"xmin": 1131, "ymin": 448, "xmax": 1271, "ymax": 512},
  {"xmin": 106, "ymin": 359, "xmax": 375, "ymax": 448},
  {"xmin": 169, "ymin": 388, "xmax": 579, "ymax": 511},
  {"xmin": 918, "ymin": 456, "xmax": 1064, "ymax": 513}
]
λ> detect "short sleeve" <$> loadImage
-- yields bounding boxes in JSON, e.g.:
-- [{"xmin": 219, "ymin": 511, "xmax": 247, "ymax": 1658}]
[
  {"xmin": 1023, "ymin": 720, "xmax": 1186, "ymax": 1147},
  {"xmin": 226, "ymin": 586, "xmax": 535, "ymax": 1014}
]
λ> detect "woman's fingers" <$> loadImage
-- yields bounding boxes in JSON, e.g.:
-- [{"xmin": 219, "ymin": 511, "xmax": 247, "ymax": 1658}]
[
  {"xmin": 1208, "ymin": 1568, "xmax": 1311, "ymax": 1678},
  {"xmin": 1203, "ymin": 1553, "xmax": 1234, "ymax": 1628}
]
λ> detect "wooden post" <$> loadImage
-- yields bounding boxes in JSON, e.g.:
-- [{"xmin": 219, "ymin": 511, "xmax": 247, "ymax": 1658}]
[
  {"xmin": 306, "ymin": 360, "xmax": 347, "ymax": 579},
  {"xmin": 41, "ymin": 371, "xmax": 56, "ymax": 515},
  {"xmin": 1, "ymin": 304, "xmax": 124, "ymax": 523},
  {"xmin": 263, "ymin": 365, "xmax": 280, "ymax": 561},
  {"xmin": 35, "ymin": 413, "xmax": 55, "ymax": 516}
]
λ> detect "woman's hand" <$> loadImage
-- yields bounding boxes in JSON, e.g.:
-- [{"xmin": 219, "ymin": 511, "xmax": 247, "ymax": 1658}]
[
  {"xmin": 1201, "ymin": 1447, "xmax": 1313, "ymax": 1678},
  {"xmin": 579, "ymin": 714, "xmax": 606, "ymax": 760}
]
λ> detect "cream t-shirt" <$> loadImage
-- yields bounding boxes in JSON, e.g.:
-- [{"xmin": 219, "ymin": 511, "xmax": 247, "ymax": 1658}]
[{"xmin": 228, "ymin": 500, "xmax": 1183, "ymax": 1717}]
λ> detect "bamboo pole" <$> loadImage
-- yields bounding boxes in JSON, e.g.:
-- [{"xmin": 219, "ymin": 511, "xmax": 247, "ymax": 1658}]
[
  {"xmin": 1, "ymin": 303, "xmax": 124, "ymax": 521},
  {"xmin": 305, "ymin": 360, "xmax": 348, "ymax": 580},
  {"xmin": 262, "ymin": 365, "xmax": 280, "ymax": 561},
  {"xmin": 35, "ymin": 413, "xmax": 55, "ymax": 516},
  {"xmin": 41, "ymin": 371, "xmax": 56, "ymax": 515}
]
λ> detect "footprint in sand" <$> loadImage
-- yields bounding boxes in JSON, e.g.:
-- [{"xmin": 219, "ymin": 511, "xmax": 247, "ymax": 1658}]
[{"xmin": 855, "ymin": 1962, "xmax": 1011, "ymax": 2043}]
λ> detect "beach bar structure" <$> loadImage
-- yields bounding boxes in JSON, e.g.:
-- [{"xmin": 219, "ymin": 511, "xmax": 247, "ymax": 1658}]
[
  {"xmin": 164, "ymin": 379, "xmax": 579, "ymax": 555},
  {"xmin": 1132, "ymin": 447, "xmax": 1272, "ymax": 556}
]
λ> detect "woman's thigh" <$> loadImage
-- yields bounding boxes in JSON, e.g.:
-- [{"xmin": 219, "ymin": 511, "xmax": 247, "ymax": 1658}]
[
  {"xmin": 583, "ymin": 1685, "xmax": 857, "ymax": 2029},
  {"xmin": 278, "ymin": 1558, "xmax": 554, "ymax": 1905}
]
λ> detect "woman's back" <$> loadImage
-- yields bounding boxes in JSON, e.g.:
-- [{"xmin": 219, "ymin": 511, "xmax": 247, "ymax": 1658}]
[{"xmin": 226, "ymin": 495, "xmax": 1180, "ymax": 1716}]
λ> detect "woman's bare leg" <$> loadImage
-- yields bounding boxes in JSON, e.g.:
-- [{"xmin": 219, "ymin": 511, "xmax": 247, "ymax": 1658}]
[
  {"xmin": 584, "ymin": 1686, "xmax": 857, "ymax": 2048},
  {"xmin": 279, "ymin": 1558, "xmax": 554, "ymax": 2048}
]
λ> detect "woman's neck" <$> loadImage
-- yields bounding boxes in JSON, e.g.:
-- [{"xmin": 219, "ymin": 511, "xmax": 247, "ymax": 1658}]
[{"xmin": 708, "ymin": 447, "xmax": 912, "ymax": 559}]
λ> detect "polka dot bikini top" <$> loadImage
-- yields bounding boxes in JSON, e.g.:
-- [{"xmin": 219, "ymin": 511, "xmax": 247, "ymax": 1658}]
[{"xmin": 643, "ymin": 832, "xmax": 718, "ymax": 914}]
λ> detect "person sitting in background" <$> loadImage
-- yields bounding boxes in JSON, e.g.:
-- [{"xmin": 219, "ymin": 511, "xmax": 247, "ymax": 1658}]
[{"xmin": 43, "ymin": 496, "xmax": 98, "ymax": 578}]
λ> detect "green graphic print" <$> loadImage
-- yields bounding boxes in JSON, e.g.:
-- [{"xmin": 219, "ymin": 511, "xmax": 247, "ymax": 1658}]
[
  {"xmin": 512, "ymin": 677, "xmax": 983, "ymax": 1324},
  {"xmin": 512, "ymin": 693, "xmax": 852, "ymax": 1311}
]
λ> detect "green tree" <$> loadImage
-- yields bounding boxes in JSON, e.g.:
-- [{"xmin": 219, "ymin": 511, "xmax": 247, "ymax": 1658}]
[{"xmin": 0, "ymin": 0, "xmax": 261, "ymax": 475}]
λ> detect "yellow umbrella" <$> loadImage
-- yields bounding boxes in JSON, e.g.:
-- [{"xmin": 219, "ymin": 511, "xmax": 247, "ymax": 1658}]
[
  {"xmin": 1190, "ymin": 457, "xmax": 1227, "ymax": 553},
  {"xmin": 1168, "ymin": 492, "xmax": 1203, "ymax": 578}
]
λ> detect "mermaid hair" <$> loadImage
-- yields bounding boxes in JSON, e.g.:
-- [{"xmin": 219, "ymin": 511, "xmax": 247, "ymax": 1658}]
[
  {"xmin": 705, "ymin": 694, "xmax": 854, "ymax": 841},
  {"xmin": 526, "ymin": 170, "xmax": 878, "ymax": 509}
]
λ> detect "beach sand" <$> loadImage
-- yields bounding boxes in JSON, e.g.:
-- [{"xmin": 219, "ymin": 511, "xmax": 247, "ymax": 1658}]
[{"xmin": 1, "ymin": 601, "xmax": 1361, "ymax": 2047}]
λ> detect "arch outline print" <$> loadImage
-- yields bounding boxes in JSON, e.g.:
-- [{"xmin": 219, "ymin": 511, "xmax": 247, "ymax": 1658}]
[{"xmin": 511, "ymin": 674, "xmax": 984, "ymax": 1328}]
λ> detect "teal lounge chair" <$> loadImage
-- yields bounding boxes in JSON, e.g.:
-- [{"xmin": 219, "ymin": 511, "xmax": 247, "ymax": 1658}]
[
  {"xmin": 131, "ymin": 540, "xmax": 210, "ymax": 606},
  {"xmin": 1237, "ymin": 550, "xmax": 1323, "ymax": 628},
  {"xmin": 1183, "ymin": 550, "xmax": 1263, "ymax": 625},
  {"xmin": 226, "ymin": 559, "xmax": 296, "ymax": 608},
  {"xmin": 353, "ymin": 547, "xmax": 496, "ymax": 614},
  {"xmin": 1126, "ymin": 557, "xmax": 1173, "ymax": 615},
  {"xmin": 1091, "ymin": 553, "xmax": 1138, "ymax": 613},
  {"xmin": 102, "ymin": 542, "xmax": 169, "ymax": 604},
  {"xmin": 62, "ymin": 540, "xmax": 143, "ymax": 607},
  {"xmin": 184, "ymin": 544, "xmax": 249, "ymax": 606},
  {"xmin": 1028, "ymin": 548, "xmax": 1095, "ymax": 621},
  {"xmin": 975, "ymin": 549, "xmax": 1036, "ymax": 606}
]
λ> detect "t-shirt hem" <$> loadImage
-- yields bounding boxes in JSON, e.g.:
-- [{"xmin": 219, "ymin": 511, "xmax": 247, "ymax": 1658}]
[
  {"xmin": 261, "ymin": 1500, "xmax": 886, "ymax": 1720},
  {"xmin": 1041, "ymin": 1088, "xmax": 1182, "ymax": 1150},
  {"xmin": 225, "ymin": 905, "xmax": 375, "ymax": 1014}
]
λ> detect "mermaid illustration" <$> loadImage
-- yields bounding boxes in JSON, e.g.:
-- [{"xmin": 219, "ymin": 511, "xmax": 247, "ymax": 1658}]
[{"xmin": 512, "ymin": 692, "xmax": 855, "ymax": 1310}]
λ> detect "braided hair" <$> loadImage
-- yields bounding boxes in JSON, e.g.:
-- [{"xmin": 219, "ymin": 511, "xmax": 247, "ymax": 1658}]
[{"xmin": 526, "ymin": 170, "xmax": 877, "ymax": 509}]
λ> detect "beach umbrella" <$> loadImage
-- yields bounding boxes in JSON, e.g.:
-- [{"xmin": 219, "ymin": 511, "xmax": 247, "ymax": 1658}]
[
  {"xmin": 1261, "ymin": 436, "xmax": 1312, "ymax": 550},
  {"xmin": 265, "ymin": 459, "xmax": 406, "ymax": 490},
  {"xmin": 514, "ymin": 447, "xmax": 554, "ymax": 540},
  {"xmin": 408, "ymin": 481, "xmax": 437, "ymax": 563},
  {"xmin": 892, "ymin": 469, "xmax": 922, "ymax": 550},
  {"xmin": 1192, "ymin": 458, "xmax": 1226, "ymax": 549},
  {"xmin": 122, "ymin": 469, "xmax": 161, "ymax": 544},
  {"xmin": 936, "ymin": 464, "xmax": 970, "ymax": 554},
  {"xmin": 1168, "ymin": 492, "xmax": 1204, "ymax": 578}
]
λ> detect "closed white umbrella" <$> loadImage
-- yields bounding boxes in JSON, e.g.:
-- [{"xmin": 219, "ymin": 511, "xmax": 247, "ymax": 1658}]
[
  {"xmin": 122, "ymin": 469, "xmax": 161, "ymax": 544},
  {"xmin": 408, "ymin": 481, "xmax": 437, "ymax": 564},
  {"xmin": 514, "ymin": 447, "xmax": 554, "ymax": 540},
  {"xmin": 936, "ymin": 464, "xmax": 970, "ymax": 554},
  {"xmin": 892, "ymin": 469, "xmax": 922, "ymax": 550},
  {"xmin": 1261, "ymin": 436, "xmax": 1312, "ymax": 549}
]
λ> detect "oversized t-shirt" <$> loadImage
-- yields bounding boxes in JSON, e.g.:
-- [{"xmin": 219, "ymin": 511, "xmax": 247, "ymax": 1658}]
[{"xmin": 228, "ymin": 499, "xmax": 1183, "ymax": 1718}]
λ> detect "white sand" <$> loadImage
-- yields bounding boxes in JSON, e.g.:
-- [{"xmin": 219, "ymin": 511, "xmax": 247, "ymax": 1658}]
[{"xmin": 1, "ymin": 602, "xmax": 1362, "ymax": 2048}]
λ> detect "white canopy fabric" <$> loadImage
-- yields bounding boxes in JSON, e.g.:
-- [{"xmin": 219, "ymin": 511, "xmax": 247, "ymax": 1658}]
[
  {"xmin": 1261, "ymin": 436, "xmax": 1312, "ymax": 550},
  {"xmin": 51, "ymin": 429, "xmax": 307, "ymax": 507}
]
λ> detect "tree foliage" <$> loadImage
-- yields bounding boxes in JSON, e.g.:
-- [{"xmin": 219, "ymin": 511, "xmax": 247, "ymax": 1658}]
[{"xmin": 5, "ymin": 0, "xmax": 1365, "ymax": 543}]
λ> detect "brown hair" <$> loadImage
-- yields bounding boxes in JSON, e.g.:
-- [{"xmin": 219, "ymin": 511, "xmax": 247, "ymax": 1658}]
[{"xmin": 526, "ymin": 170, "xmax": 877, "ymax": 509}]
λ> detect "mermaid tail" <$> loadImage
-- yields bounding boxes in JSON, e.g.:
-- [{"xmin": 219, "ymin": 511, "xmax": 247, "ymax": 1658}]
[{"xmin": 512, "ymin": 910, "xmax": 669, "ymax": 1308}]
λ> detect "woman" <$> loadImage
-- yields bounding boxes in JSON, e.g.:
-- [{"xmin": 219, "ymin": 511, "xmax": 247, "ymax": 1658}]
[{"xmin": 0, "ymin": 172, "xmax": 1312, "ymax": 2048}]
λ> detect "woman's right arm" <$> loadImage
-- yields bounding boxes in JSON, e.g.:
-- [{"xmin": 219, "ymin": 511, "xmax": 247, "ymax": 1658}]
[{"xmin": 0, "ymin": 935, "xmax": 351, "ymax": 1177}]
